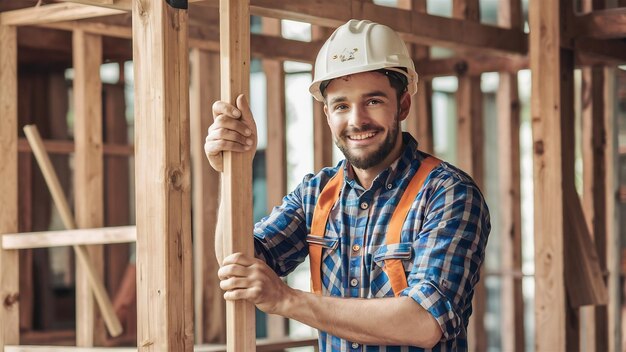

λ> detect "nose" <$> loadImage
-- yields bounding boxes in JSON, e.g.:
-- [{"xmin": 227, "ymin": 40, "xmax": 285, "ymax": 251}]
[{"xmin": 347, "ymin": 104, "xmax": 371, "ymax": 127}]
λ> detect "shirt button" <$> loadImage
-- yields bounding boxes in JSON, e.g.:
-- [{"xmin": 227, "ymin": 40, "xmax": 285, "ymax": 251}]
[
  {"xmin": 360, "ymin": 202, "xmax": 369, "ymax": 210},
  {"xmin": 350, "ymin": 278, "xmax": 359, "ymax": 287},
  {"xmin": 386, "ymin": 183, "xmax": 393, "ymax": 190},
  {"xmin": 351, "ymin": 342, "xmax": 359, "ymax": 349},
  {"xmin": 352, "ymin": 244, "xmax": 361, "ymax": 252}
]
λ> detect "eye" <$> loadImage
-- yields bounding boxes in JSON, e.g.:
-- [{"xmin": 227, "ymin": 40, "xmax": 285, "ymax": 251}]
[
  {"xmin": 367, "ymin": 99, "xmax": 383, "ymax": 106},
  {"xmin": 333, "ymin": 103, "xmax": 349, "ymax": 111}
]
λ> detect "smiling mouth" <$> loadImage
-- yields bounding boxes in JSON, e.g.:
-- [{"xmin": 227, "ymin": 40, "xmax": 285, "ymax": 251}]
[{"xmin": 347, "ymin": 131, "xmax": 378, "ymax": 140}]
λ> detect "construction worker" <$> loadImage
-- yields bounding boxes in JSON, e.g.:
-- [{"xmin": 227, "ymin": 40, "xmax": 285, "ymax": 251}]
[{"xmin": 205, "ymin": 19, "xmax": 490, "ymax": 351}]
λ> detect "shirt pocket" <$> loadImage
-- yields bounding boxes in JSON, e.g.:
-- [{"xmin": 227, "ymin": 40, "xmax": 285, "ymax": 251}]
[{"xmin": 371, "ymin": 242, "xmax": 414, "ymax": 297}]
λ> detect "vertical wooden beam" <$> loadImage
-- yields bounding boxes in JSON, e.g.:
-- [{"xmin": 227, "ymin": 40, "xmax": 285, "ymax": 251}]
[
  {"xmin": 219, "ymin": 1, "xmax": 256, "ymax": 350},
  {"xmin": 312, "ymin": 26, "xmax": 334, "ymax": 171},
  {"xmin": 603, "ymin": 67, "xmax": 621, "ymax": 352},
  {"xmin": 0, "ymin": 23, "xmax": 20, "ymax": 350},
  {"xmin": 580, "ymin": 2, "xmax": 609, "ymax": 351},
  {"xmin": 73, "ymin": 29, "xmax": 105, "ymax": 347},
  {"xmin": 132, "ymin": 1, "xmax": 193, "ymax": 350},
  {"xmin": 529, "ymin": 0, "xmax": 577, "ymax": 350},
  {"xmin": 452, "ymin": 3, "xmax": 485, "ymax": 351},
  {"xmin": 497, "ymin": 1, "xmax": 525, "ymax": 352},
  {"xmin": 397, "ymin": 0, "xmax": 434, "ymax": 154},
  {"xmin": 262, "ymin": 17, "xmax": 288, "ymax": 339},
  {"xmin": 190, "ymin": 48, "xmax": 225, "ymax": 344}
]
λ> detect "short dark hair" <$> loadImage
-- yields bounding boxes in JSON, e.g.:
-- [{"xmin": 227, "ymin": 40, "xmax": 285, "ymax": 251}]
[{"xmin": 320, "ymin": 68, "xmax": 409, "ymax": 102}]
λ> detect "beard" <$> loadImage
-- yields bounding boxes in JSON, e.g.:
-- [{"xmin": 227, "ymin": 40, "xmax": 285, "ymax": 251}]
[{"xmin": 335, "ymin": 118, "xmax": 400, "ymax": 170}]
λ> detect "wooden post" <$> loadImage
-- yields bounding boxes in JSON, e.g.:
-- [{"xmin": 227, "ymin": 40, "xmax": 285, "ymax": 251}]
[
  {"xmin": 190, "ymin": 48, "xmax": 225, "ymax": 344},
  {"xmin": 132, "ymin": 0, "xmax": 193, "ymax": 350},
  {"xmin": 73, "ymin": 29, "xmax": 105, "ymax": 347},
  {"xmin": 398, "ymin": 0, "xmax": 433, "ymax": 154},
  {"xmin": 0, "ymin": 23, "xmax": 20, "ymax": 350},
  {"xmin": 529, "ymin": 0, "xmax": 577, "ymax": 349},
  {"xmin": 452, "ymin": 2, "xmax": 485, "ymax": 351},
  {"xmin": 497, "ymin": 1, "xmax": 525, "ymax": 352},
  {"xmin": 218, "ymin": 0, "xmax": 256, "ymax": 350},
  {"xmin": 262, "ymin": 17, "xmax": 288, "ymax": 339},
  {"xmin": 312, "ymin": 26, "xmax": 334, "ymax": 172}
]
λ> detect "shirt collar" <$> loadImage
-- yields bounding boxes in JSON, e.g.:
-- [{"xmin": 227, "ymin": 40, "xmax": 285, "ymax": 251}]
[{"xmin": 341, "ymin": 132, "xmax": 421, "ymax": 191}]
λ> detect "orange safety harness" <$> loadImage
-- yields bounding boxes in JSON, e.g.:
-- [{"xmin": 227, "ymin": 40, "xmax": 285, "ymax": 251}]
[{"xmin": 309, "ymin": 156, "xmax": 442, "ymax": 296}]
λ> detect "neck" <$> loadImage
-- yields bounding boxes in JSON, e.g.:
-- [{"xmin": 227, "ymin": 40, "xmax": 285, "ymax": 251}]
[{"xmin": 352, "ymin": 136, "xmax": 405, "ymax": 189}]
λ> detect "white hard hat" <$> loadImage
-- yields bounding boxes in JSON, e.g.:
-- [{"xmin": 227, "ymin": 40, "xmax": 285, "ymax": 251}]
[{"xmin": 309, "ymin": 19, "xmax": 418, "ymax": 102}]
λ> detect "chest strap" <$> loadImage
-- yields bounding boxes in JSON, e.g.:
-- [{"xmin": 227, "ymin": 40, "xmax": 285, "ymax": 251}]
[{"xmin": 309, "ymin": 156, "xmax": 442, "ymax": 296}]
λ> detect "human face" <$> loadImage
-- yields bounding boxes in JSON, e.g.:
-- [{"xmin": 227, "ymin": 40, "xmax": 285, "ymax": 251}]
[{"xmin": 323, "ymin": 71, "xmax": 409, "ymax": 172}]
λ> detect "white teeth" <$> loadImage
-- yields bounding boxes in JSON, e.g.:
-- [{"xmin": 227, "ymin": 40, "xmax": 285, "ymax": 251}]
[{"xmin": 348, "ymin": 132, "xmax": 376, "ymax": 140}]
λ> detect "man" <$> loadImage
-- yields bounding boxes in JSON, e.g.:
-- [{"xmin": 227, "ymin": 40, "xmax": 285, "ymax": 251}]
[{"xmin": 205, "ymin": 19, "xmax": 490, "ymax": 351}]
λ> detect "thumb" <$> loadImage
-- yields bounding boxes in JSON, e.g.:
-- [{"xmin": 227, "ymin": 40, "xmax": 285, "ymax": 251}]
[{"xmin": 236, "ymin": 94, "xmax": 255, "ymax": 127}]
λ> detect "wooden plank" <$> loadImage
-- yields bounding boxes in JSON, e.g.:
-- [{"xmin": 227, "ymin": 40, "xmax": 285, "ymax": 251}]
[
  {"xmin": 17, "ymin": 138, "xmax": 134, "ymax": 156},
  {"xmin": 73, "ymin": 29, "xmax": 105, "ymax": 347},
  {"xmin": 603, "ymin": 67, "xmax": 621, "ymax": 352},
  {"xmin": 529, "ymin": 0, "xmax": 578, "ymax": 349},
  {"xmin": 2, "ymin": 226, "xmax": 136, "ymax": 250},
  {"xmin": 575, "ymin": 8, "xmax": 626, "ymax": 39},
  {"xmin": 312, "ymin": 25, "xmax": 334, "ymax": 172},
  {"xmin": 197, "ymin": 0, "xmax": 528, "ymax": 55},
  {"xmin": 23, "ymin": 125, "xmax": 123, "ymax": 338},
  {"xmin": 416, "ymin": 55, "xmax": 529, "ymax": 78},
  {"xmin": 0, "ymin": 24, "xmax": 20, "ymax": 350},
  {"xmin": 132, "ymin": 0, "xmax": 193, "ymax": 350},
  {"xmin": 397, "ymin": 0, "xmax": 434, "ymax": 154},
  {"xmin": 5, "ymin": 347, "xmax": 137, "ymax": 352},
  {"xmin": 0, "ymin": 3, "xmax": 124, "ymax": 26},
  {"xmin": 189, "ymin": 48, "xmax": 225, "ymax": 344},
  {"xmin": 497, "ymin": 2, "xmax": 524, "ymax": 352},
  {"xmin": 218, "ymin": 0, "xmax": 256, "ymax": 350},
  {"xmin": 261, "ymin": 17, "xmax": 288, "ymax": 339}
]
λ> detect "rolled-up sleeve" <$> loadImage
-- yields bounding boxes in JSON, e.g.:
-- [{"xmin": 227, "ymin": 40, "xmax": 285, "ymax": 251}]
[
  {"xmin": 253, "ymin": 176, "xmax": 311, "ymax": 277},
  {"xmin": 400, "ymin": 178, "xmax": 490, "ymax": 340}
]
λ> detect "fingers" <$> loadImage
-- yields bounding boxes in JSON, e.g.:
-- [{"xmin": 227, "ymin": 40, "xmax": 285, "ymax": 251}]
[
  {"xmin": 212, "ymin": 100, "xmax": 242, "ymax": 120},
  {"xmin": 222, "ymin": 252, "xmax": 257, "ymax": 266}
]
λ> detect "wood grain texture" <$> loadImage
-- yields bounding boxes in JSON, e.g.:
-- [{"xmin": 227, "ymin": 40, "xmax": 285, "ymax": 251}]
[
  {"xmin": 218, "ymin": 1, "xmax": 256, "ymax": 350},
  {"xmin": 497, "ymin": 2, "xmax": 525, "ymax": 352},
  {"xmin": 132, "ymin": 0, "xmax": 193, "ymax": 350},
  {"xmin": 0, "ymin": 3, "xmax": 124, "ymax": 26},
  {"xmin": 2, "ymin": 226, "xmax": 136, "ymax": 250},
  {"xmin": 0, "ymin": 24, "xmax": 20, "ymax": 350},
  {"xmin": 312, "ymin": 25, "xmax": 334, "ymax": 172},
  {"xmin": 73, "ymin": 29, "xmax": 105, "ymax": 347},
  {"xmin": 189, "ymin": 48, "xmax": 225, "ymax": 344}
]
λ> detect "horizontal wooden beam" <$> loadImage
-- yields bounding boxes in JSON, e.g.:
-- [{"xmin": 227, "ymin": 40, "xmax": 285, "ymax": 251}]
[
  {"xmin": 5, "ymin": 337, "xmax": 318, "ymax": 352},
  {"xmin": 0, "ymin": 3, "xmax": 124, "ymax": 26},
  {"xmin": 50, "ymin": 0, "xmax": 527, "ymax": 55},
  {"xmin": 575, "ymin": 8, "xmax": 626, "ymax": 39},
  {"xmin": 18, "ymin": 138, "xmax": 134, "ymax": 156},
  {"xmin": 2, "ymin": 226, "xmax": 136, "ymax": 249},
  {"xmin": 575, "ymin": 37, "xmax": 626, "ymax": 64},
  {"xmin": 416, "ymin": 55, "xmax": 528, "ymax": 78}
]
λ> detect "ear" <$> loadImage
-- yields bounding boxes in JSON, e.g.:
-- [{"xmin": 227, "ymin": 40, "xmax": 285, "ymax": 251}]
[
  {"xmin": 398, "ymin": 91, "xmax": 411, "ymax": 122},
  {"xmin": 323, "ymin": 103, "xmax": 330, "ymax": 123}
]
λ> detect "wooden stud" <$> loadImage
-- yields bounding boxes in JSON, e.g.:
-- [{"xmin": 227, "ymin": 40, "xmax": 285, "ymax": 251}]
[
  {"xmin": 132, "ymin": 0, "xmax": 193, "ymax": 350},
  {"xmin": 529, "ymin": 0, "xmax": 577, "ymax": 349},
  {"xmin": 189, "ymin": 48, "xmax": 225, "ymax": 344},
  {"xmin": 497, "ymin": 2, "xmax": 525, "ymax": 352},
  {"xmin": 23, "ymin": 125, "xmax": 123, "ymax": 338},
  {"xmin": 312, "ymin": 25, "xmax": 334, "ymax": 172},
  {"xmin": 218, "ymin": 0, "xmax": 256, "ymax": 350},
  {"xmin": 0, "ymin": 3, "xmax": 124, "ymax": 26},
  {"xmin": 397, "ymin": 0, "xmax": 434, "ymax": 155},
  {"xmin": 261, "ymin": 17, "xmax": 289, "ymax": 339},
  {"xmin": 2, "ymin": 226, "xmax": 136, "ymax": 250},
  {"xmin": 452, "ymin": 2, "xmax": 486, "ymax": 350},
  {"xmin": 73, "ymin": 29, "xmax": 105, "ymax": 347},
  {"xmin": 0, "ymin": 23, "xmax": 20, "ymax": 351}
]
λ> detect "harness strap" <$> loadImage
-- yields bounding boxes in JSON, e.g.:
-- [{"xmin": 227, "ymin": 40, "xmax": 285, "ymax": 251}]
[{"xmin": 309, "ymin": 156, "xmax": 442, "ymax": 296}]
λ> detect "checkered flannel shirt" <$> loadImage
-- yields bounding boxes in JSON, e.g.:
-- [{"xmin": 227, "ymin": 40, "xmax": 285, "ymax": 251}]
[{"xmin": 253, "ymin": 133, "xmax": 491, "ymax": 351}]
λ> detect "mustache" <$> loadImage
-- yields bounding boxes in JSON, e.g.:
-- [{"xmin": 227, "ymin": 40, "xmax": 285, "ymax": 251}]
[{"xmin": 340, "ymin": 124, "xmax": 383, "ymax": 137}]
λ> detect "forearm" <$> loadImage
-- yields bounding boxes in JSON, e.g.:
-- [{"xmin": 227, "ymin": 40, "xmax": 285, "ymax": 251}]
[{"xmin": 279, "ymin": 289, "xmax": 442, "ymax": 348}]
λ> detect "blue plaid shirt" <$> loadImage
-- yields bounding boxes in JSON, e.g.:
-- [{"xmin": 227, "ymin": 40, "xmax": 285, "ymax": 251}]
[{"xmin": 254, "ymin": 133, "xmax": 490, "ymax": 351}]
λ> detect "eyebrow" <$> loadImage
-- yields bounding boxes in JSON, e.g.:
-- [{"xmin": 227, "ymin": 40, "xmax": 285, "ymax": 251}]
[{"xmin": 328, "ymin": 91, "xmax": 389, "ymax": 106}]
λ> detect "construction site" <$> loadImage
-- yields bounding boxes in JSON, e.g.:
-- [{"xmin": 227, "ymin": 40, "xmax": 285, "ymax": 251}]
[{"xmin": 0, "ymin": 0, "xmax": 625, "ymax": 351}]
